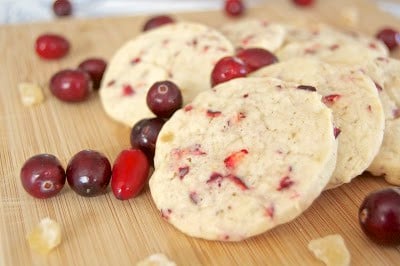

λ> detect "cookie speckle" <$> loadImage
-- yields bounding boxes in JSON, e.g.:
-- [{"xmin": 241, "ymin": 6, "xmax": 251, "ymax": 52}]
[
  {"xmin": 122, "ymin": 84, "xmax": 135, "ymax": 96},
  {"xmin": 277, "ymin": 176, "xmax": 294, "ymax": 191},
  {"xmin": 297, "ymin": 85, "xmax": 317, "ymax": 92},
  {"xmin": 131, "ymin": 57, "xmax": 141, "ymax": 64},
  {"xmin": 334, "ymin": 127, "xmax": 342, "ymax": 138},
  {"xmin": 206, "ymin": 110, "xmax": 222, "ymax": 118},
  {"xmin": 161, "ymin": 209, "xmax": 172, "ymax": 220},
  {"xmin": 184, "ymin": 105, "xmax": 193, "ymax": 112},
  {"xmin": 322, "ymin": 94, "xmax": 341, "ymax": 105},
  {"xmin": 374, "ymin": 82, "xmax": 383, "ymax": 92},
  {"xmin": 189, "ymin": 191, "xmax": 199, "ymax": 204},
  {"xmin": 226, "ymin": 174, "xmax": 249, "ymax": 190},
  {"xmin": 224, "ymin": 149, "xmax": 249, "ymax": 170},
  {"xmin": 160, "ymin": 132, "xmax": 174, "ymax": 142},
  {"xmin": 265, "ymin": 204, "xmax": 275, "ymax": 218},
  {"xmin": 178, "ymin": 166, "xmax": 190, "ymax": 180},
  {"xmin": 106, "ymin": 80, "xmax": 115, "ymax": 87}
]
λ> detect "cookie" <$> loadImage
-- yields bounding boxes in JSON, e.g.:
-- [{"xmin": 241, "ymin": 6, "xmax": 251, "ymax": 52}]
[
  {"xmin": 219, "ymin": 19, "xmax": 286, "ymax": 51},
  {"xmin": 251, "ymin": 58, "xmax": 384, "ymax": 188},
  {"xmin": 100, "ymin": 22, "xmax": 234, "ymax": 126},
  {"xmin": 149, "ymin": 77, "xmax": 337, "ymax": 241},
  {"xmin": 357, "ymin": 57, "xmax": 400, "ymax": 185}
]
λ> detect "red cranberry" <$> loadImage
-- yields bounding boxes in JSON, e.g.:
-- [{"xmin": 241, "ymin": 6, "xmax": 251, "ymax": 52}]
[
  {"xmin": 292, "ymin": 0, "xmax": 314, "ymax": 6},
  {"xmin": 50, "ymin": 69, "xmax": 93, "ymax": 102},
  {"xmin": 78, "ymin": 58, "xmax": 107, "ymax": 90},
  {"xmin": 66, "ymin": 150, "xmax": 112, "ymax": 197},
  {"xmin": 35, "ymin": 34, "xmax": 70, "ymax": 60},
  {"xmin": 359, "ymin": 187, "xmax": 400, "ymax": 245},
  {"xmin": 146, "ymin": 80, "xmax": 183, "ymax": 118},
  {"xmin": 376, "ymin": 28, "xmax": 400, "ymax": 51},
  {"xmin": 20, "ymin": 154, "xmax": 66, "ymax": 199},
  {"xmin": 211, "ymin": 56, "xmax": 248, "ymax": 87},
  {"xmin": 236, "ymin": 48, "xmax": 278, "ymax": 72},
  {"xmin": 111, "ymin": 149, "xmax": 150, "ymax": 200},
  {"xmin": 143, "ymin": 15, "xmax": 175, "ymax": 31},
  {"xmin": 52, "ymin": 0, "xmax": 72, "ymax": 17},
  {"xmin": 130, "ymin": 118, "xmax": 166, "ymax": 162},
  {"xmin": 224, "ymin": 0, "xmax": 245, "ymax": 17}
]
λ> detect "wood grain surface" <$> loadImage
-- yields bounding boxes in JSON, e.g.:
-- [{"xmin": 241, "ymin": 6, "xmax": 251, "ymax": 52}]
[{"xmin": 1, "ymin": 0, "xmax": 400, "ymax": 265}]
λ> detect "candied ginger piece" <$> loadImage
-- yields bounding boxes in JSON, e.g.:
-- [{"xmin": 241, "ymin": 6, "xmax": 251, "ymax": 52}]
[
  {"xmin": 136, "ymin": 253, "xmax": 176, "ymax": 266},
  {"xmin": 27, "ymin": 217, "xmax": 62, "ymax": 255},
  {"xmin": 18, "ymin": 82, "xmax": 45, "ymax": 106},
  {"xmin": 308, "ymin": 234, "xmax": 350, "ymax": 266}
]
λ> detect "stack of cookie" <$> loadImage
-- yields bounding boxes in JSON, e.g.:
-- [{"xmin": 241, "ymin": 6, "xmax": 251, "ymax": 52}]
[{"xmin": 99, "ymin": 19, "xmax": 399, "ymax": 241}]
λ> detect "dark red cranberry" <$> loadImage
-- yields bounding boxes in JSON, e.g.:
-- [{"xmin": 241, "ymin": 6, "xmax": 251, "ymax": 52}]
[
  {"xmin": 50, "ymin": 69, "xmax": 93, "ymax": 102},
  {"xmin": 78, "ymin": 58, "xmax": 107, "ymax": 90},
  {"xmin": 236, "ymin": 48, "xmax": 278, "ymax": 72},
  {"xmin": 35, "ymin": 34, "xmax": 70, "ymax": 60},
  {"xmin": 376, "ymin": 28, "xmax": 400, "ymax": 51},
  {"xmin": 66, "ymin": 150, "xmax": 112, "ymax": 197},
  {"xmin": 111, "ymin": 149, "xmax": 150, "ymax": 200},
  {"xmin": 292, "ymin": 0, "xmax": 314, "ymax": 6},
  {"xmin": 52, "ymin": 0, "xmax": 72, "ymax": 17},
  {"xmin": 211, "ymin": 56, "xmax": 248, "ymax": 87},
  {"xmin": 224, "ymin": 0, "xmax": 245, "ymax": 17},
  {"xmin": 146, "ymin": 80, "xmax": 183, "ymax": 118},
  {"xmin": 143, "ymin": 15, "xmax": 175, "ymax": 31},
  {"xmin": 20, "ymin": 154, "xmax": 66, "ymax": 199},
  {"xmin": 359, "ymin": 187, "xmax": 400, "ymax": 245},
  {"xmin": 130, "ymin": 117, "xmax": 166, "ymax": 162}
]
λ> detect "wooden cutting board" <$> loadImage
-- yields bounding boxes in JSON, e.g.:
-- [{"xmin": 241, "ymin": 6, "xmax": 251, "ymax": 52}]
[{"xmin": 1, "ymin": 0, "xmax": 400, "ymax": 265}]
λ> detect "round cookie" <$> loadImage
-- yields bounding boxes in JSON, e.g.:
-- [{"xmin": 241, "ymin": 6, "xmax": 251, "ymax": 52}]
[
  {"xmin": 219, "ymin": 19, "xmax": 286, "ymax": 51},
  {"xmin": 251, "ymin": 58, "xmax": 385, "ymax": 189},
  {"xmin": 100, "ymin": 22, "xmax": 235, "ymax": 126},
  {"xmin": 150, "ymin": 77, "xmax": 337, "ymax": 241}
]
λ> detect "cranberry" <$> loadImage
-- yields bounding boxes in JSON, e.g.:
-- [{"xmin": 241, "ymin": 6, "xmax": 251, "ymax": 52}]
[
  {"xmin": 376, "ymin": 28, "xmax": 400, "ymax": 51},
  {"xmin": 111, "ymin": 149, "xmax": 150, "ymax": 200},
  {"xmin": 359, "ymin": 187, "xmax": 400, "ymax": 245},
  {"xmin": 211, "ymin": 56, "xmax": 248, "ymax": 87},
  {"xmin": 130, "ymin": 118, "xmax": 165, "ymax": 162},
  {"xmin": 20, "ymin": 154, "xmax": 66, "ymax": 199},
  {"xmin": 292, "ymin": 0, "xmax": 314, "ymax": 6},
  {"xmin": 146, "ymin": 80, "xmax": 183, "ymax": 118},
  {"xmin": 142, "ymin": 15, "xmax": 175, "ymax": 31},
  {"xmin": 78, "ymin": 58, "xmax": 107, "ymax": 90},
  {"xmin": 66, "ymin": 150, "xmax": 112, "ymax": 197},
  {"xmin": 35, "ymin": 34, "xmax": 70, "ymax": 60},
  {"xmin": 50, "ymin": 69, "xmax": 93, "ymax": 102},
  {"xmin": 236, "ymin": 48, "xmax": 278, "ymax": 72},
  {"xmin": 224, "ymin": 0, "xmax": 245, "ymax": 17},
  {"xmin": 52, "ymin": 0, "xmax": 72, "ymax": 17}
]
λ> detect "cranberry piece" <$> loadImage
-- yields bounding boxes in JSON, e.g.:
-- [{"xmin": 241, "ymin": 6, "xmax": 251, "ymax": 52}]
[
  {"xmin": 50, "ymin": 69, "xmax": 93, "ymax": 102},
  {"xmin": 111, "ymin": 149, "xmax": 150, "ymax": 200},
  {"xmin": 236, "ymin": 48, "xmax": 278, "ymax": 72},
  {"xmin": 78, "ymin": 58, "xmax": 107, "ymax": 90},
  {"xmin": 20, "ymin": 154, "xmax": 66, "ymax": 199},
  {"xmin": 292, "ymin": 0, "xmax": 314, "ymax": 6},
  {"xmin": 146, "ymin": 80, "xmax": 183, "ymax": 118},
  {"xmin": 142, "ymin": 15, "xmax": 175, "ymax": 31},
  {"xmin": 376, "ymin": 28, "xmax": 400, "ymax": 51},
  {"xmin": 224, "ymin": 0, "xmax": 245, "ymax": 17},
  {"xmin": 359, "ymin": 187, "xmax": 400, "ymax": 245},
  {"xmin": 211, "ymin": 56, "xmax": 248, "ymax": 87},
  {"xmin": 66, "ymin": 150, "xmax": 112, "ymax": 197},
  {"xmin": 130, "ymin": 118, "xmax": 165, "ymax": 162},
  {"xmin": 52, "ymin": 0, "xmax": 72, "ymax": 17},
  {"xmin": 35, "ymin": 34, "xmax": 70, "ymax": 60}
]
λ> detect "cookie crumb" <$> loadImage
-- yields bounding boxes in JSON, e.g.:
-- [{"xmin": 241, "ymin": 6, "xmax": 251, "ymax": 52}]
[
  {"xmin": 340, "ymin": 6, "xmax": 359, "ymax": 27},
  {"xmin": 26, "ymin": 217, "xmax": 62, "ymax": 255},
  {"xmin": 18, "ymin": 82, "xmax": 45, "ymax": 106},
  {"xmin": 136, "ymin": 253, "xmax": 176, "ymax": 266},
  {"xmin": 308, "ymin": 234, "xmax": 350, "ymax": 266}
]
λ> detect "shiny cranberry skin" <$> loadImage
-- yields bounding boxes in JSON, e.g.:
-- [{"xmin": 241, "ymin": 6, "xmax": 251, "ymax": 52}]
[
  {"xmin": 292, "ymin": 0, "xmax": 314, "ymax": 6},
  {"xmin": 224, "ymin": 0, "xmax": 245, "ymax": 17},
  {"xmin": 111, "ymin": 149, "xmax": 150, "ymax": 200},
  {"xmin": 130, "ymin": 118, "xmax": 165, "ymax": 162},
  {"xmin": 236, "ymin": 48, "xmax": 278, "ymax": 72},
  {"xmin": 146, "ymin": 80, "xmax": 183, "ymax": 118},
  {"xmin": 78, "ymin": 58, "xmax": 107, "ymax": 90},
  {"xmin": 50, "ymin": 69, "xmax": 93, "ymax": 102},
  {"xmin": 20, "ymin": 154, "xmax": 66, "ymax": 199},
  {"xmin": 143, "ymin": 15, "xmax": 175, "ymax": 31},
  {"xmin": 359, "ymin": 187, "xmax": 400, "ymax": 245},
  {"xmin": 211, "ymin": 56, "xmax": 248, "ymax": 87},
  {"xmin": 376, "ymin": 28, "xmax": 400, "ymax": 51},
  {"xmin": 35, "ymin": 34, "xmax": 70, "ymax": 60},
  {"xmin": 66, "ymin": 150, "xmax": 112, "ymax": 197},
  {"xmin": 52, "ymin": 0, "xmax": 72, "ymax": 17}
]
